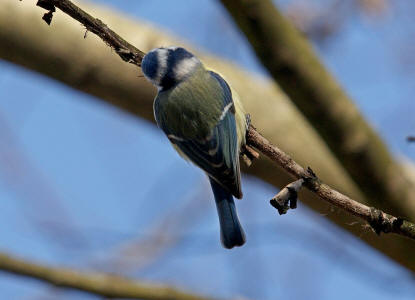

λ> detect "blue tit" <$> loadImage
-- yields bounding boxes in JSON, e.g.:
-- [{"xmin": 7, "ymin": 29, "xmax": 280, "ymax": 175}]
[{"xmin": 141, "ymin": 46, "xmax": 247, "ymax": 249}]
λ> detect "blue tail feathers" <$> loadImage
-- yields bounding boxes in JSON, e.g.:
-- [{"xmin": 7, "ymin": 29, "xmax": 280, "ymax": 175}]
[{"xmin": 209, "ymin": 178, "xmax": 246, "ymax": 249}]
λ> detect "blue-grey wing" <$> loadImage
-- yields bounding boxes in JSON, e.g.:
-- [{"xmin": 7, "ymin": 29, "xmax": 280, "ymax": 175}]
[{"xmin": 155, "ymin": 71, "xmax": 242, "ymax": 198}]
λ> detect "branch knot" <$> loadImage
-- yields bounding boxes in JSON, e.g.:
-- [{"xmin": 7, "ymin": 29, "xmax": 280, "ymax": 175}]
[
  {"xmin": 369, "ymin": 207, "xmax": 392, "ymax": 235},
  {"xmin": 301, "ymin": 167, "xmax": 320, "ymax": 190}
]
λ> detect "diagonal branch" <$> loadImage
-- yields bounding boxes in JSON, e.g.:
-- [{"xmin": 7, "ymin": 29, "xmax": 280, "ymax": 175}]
[
  {"xmin": 0, "ymin": 252, "xmax": 215, "ymax": 300},
  {"xmin": 246, "ymin": 127, "xmax": 415, "ymax": 240},
  {"xmin": 34, "ymin": 0, "xmax": 415, "ymax": 241}
]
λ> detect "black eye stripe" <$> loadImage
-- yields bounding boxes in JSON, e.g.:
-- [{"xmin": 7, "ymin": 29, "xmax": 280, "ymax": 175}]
[
  {"xmin": 160, "ymin": 48, "xmax": 195, "ymax": 90},
  {"xmin": 160, "ymin": 52, "xmax": 177, "ymax": 90}
]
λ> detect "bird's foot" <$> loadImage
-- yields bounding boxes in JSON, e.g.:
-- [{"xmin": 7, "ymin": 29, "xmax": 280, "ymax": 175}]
[{"xmin": 241, "ymin": 114, "xmax": 259, "ymax": 167}]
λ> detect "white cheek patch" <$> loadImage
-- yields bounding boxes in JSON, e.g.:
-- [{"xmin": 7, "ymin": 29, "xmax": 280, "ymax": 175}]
[
  {"xmin": 173, "ymin": 57, "xmax": 200, "ymax": 82},
  {"xmin": 154, "ymin": 48, "xmax": 169, "ymax": 86}
]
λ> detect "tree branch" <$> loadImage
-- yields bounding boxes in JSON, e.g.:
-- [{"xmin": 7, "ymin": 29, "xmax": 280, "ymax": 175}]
[
  {"xmin": 34, "ymin": 0, "xmax": 415, "ymax": 241},
  {"xmin": 246, "ymin": 127, "xmax": 415, "ymax": 240},
  {"xmin": 0, "ymin": 252, "xmax": 215, "ymax": 300}
]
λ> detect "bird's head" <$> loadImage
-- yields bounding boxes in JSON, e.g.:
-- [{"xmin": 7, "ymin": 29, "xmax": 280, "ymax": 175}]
[{"xmin": 141, "ymin": 47, "xmax": 202, "ymax": 91}]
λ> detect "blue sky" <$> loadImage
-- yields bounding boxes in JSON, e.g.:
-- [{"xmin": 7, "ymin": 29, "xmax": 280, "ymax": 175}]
[{"xmin": 0, "ymin": 1, "xmax": 414, "ymax": 299}]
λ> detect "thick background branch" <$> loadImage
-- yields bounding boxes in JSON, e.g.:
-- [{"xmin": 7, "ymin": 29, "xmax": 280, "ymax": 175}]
[
  {"xmin": 2, "ymin": 0, "xmax": 415, "ymax": 271},
  {"xmin": 219, "ymin": 0, "xmax": 415, "ymax": 219},
  {"xmin": 0, "ymin": 252, "xmax": 214, "ymax": 300}
]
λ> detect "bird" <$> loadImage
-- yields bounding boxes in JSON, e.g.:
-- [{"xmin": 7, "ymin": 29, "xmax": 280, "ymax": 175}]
[{"xmin": 141, "ymin": 46, "xmax": 247, "ymax": 249}]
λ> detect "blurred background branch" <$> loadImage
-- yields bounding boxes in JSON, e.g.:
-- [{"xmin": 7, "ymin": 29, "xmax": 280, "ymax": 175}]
[
  {"xmin": 0, "ymin": 112, "xmax": 89, "ymax": 249},
  {"xmin": 95, "ymin": 183, "xmax": 210, "ymax": 273},
  {"xmin": 0, "ymin": 252, "xmax": 215, "ymax": 300}
]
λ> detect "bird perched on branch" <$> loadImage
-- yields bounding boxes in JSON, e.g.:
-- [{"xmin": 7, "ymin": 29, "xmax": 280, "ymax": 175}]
[{"xmin": 141, "ymin": 47, "xmax": 247, "ymax": 248}]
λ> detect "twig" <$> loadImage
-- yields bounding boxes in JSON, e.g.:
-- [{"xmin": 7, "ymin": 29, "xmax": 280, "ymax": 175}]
[
  {"xmin": 0, "ymin": 252, "xmax": 215, "ymax": 300},
  {"xmin": 35, "ymin": 0, "xmax": 415, "ymax": 242},
  {"xmin": 270, "ymin": 178, "xmax": 303, "ymax": 214}
]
